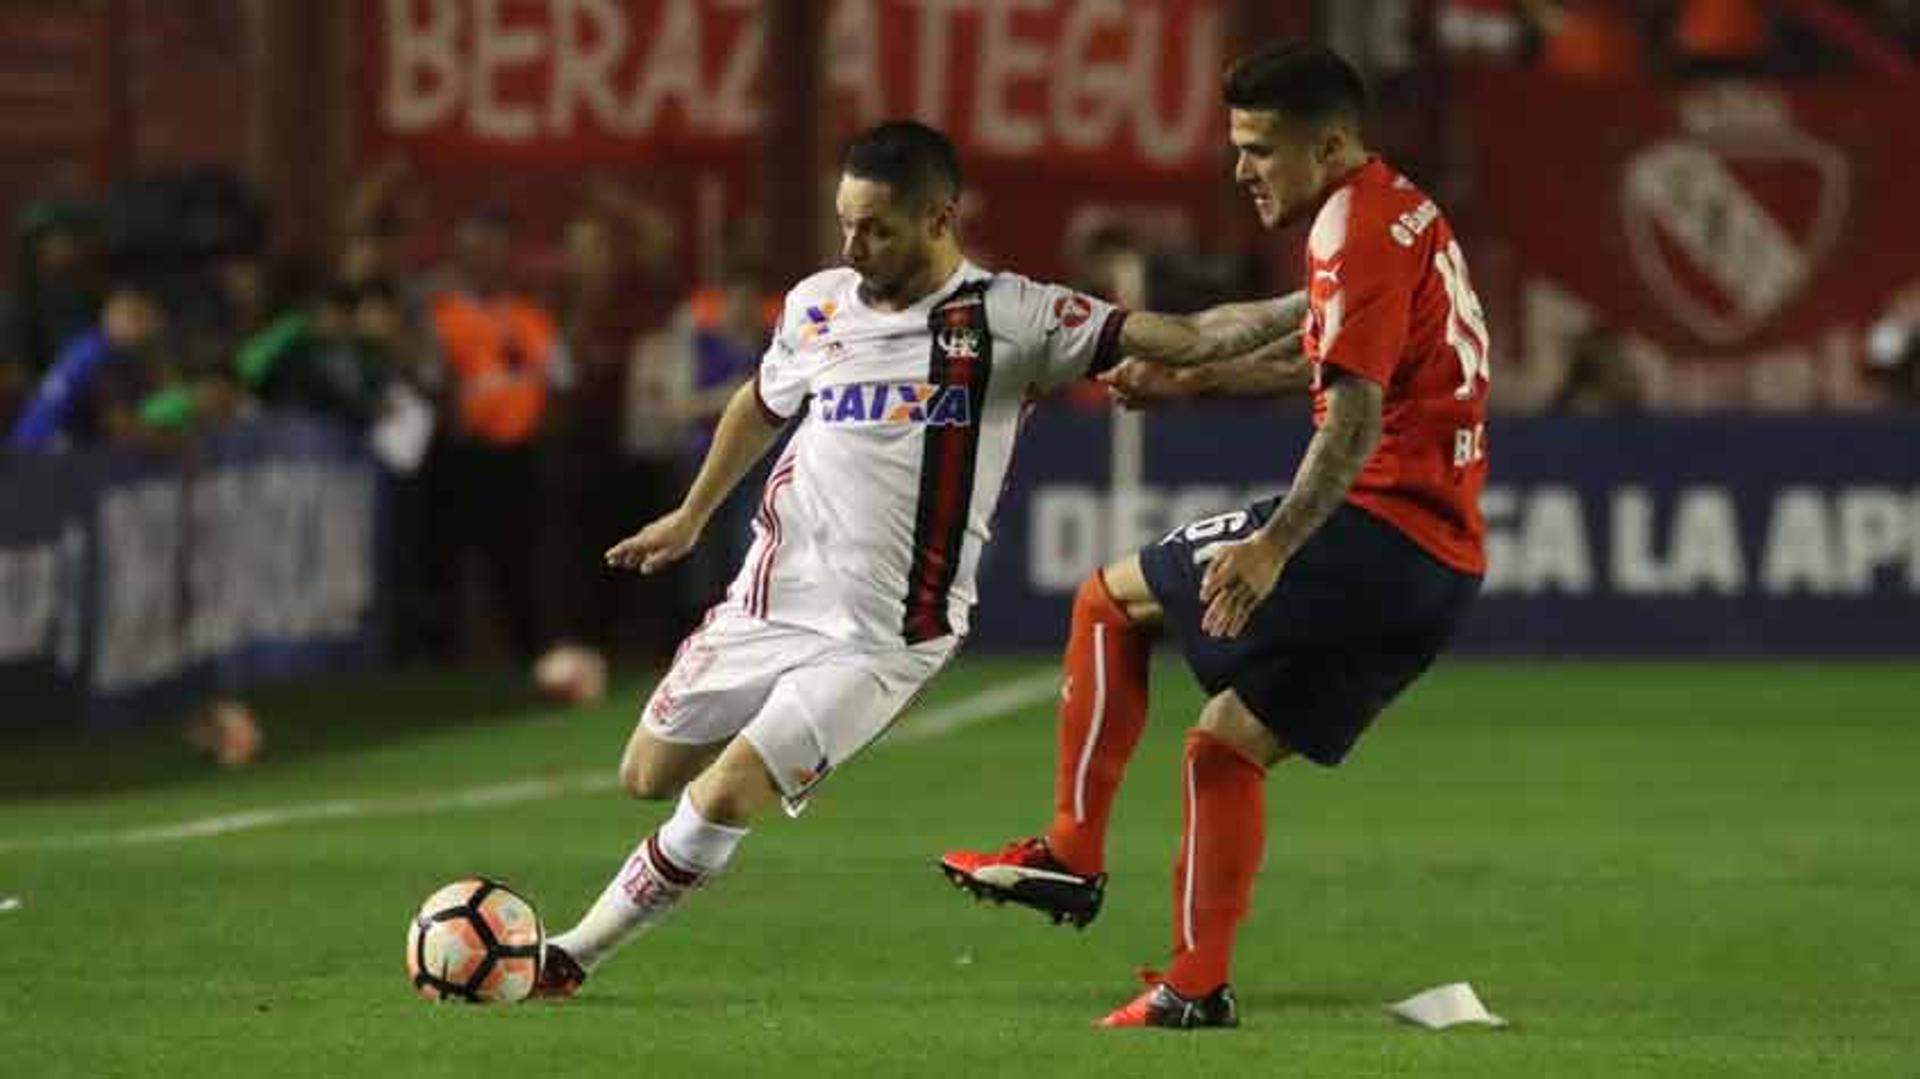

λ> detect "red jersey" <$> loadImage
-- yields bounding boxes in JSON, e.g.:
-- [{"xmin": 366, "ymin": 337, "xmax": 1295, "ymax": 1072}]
[{"xmin": 1301, "ymin": 157, "xmax": 1489, "ymax": 575}]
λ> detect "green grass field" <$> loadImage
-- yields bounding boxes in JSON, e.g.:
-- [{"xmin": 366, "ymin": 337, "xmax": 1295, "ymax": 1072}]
[{"xmin": 4, "ymin": 658, "xmax": 1918, "ymax": 1077}]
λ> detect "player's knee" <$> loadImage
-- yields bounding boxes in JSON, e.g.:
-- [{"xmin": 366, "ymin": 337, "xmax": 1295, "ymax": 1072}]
[
  {"xmin": 1195, "ymin": 693, "xmax": 1289, "ymax": 767},
  {"xmin": 1078, "ymin": 559, "xmax": 1160, "ymax": 627}
]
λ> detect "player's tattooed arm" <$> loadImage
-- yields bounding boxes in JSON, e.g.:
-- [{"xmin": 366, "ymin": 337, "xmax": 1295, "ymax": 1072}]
[
  {"xmin": 1198, "ymin": 372, "xmax": 1384, "ymax": 637},
  {"xmin": 606, "ymin": 379, "xmax": 785, "ymax": 574},
  {"xmin": 1118, "ymin": 290, "xmax": 1308, "ymax": 368},
  {"xmin": 1263, "ymin": 372, "xmax": 1384, "ymax": 554},
  {"xmin": 1102, "ymin": 330, "xmax": 1309, "ymax": 407}
]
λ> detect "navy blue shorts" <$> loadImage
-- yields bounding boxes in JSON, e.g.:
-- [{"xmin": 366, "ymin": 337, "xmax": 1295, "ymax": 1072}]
[{"xmin": 1138, "ymin": 497, "xmax": 1480, "ymax": 766}]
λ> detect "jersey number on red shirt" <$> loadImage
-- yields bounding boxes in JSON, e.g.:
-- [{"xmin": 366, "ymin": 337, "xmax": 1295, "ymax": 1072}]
[{"xmin": 1434, "ymin": 238, "xmax": 1490, "ymax": 466}]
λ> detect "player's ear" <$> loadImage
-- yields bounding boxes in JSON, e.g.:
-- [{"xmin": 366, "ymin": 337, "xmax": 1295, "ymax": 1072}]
[
  {"xmin": 929, "ymin": 197, "xmax": 959, "ymax": 240},
  {"xmin": 1315, "ymin": 126, "xmax": 1344, "ymax": 167}
]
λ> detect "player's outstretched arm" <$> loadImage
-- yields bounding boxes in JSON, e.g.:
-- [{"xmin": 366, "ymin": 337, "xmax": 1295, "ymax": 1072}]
[
  {"xmin": 1101, "ymin": 330, "xmax": 1309, "ymax": 408},
  {"xmin": 606, "ymin": 380, "xmax": 785, "ymax": 574},
  {"xmin": 1198, "ymin": 372, "xmax": 1384, "ymax": 637},
  {"xmin": 1118, "ymin": 290, "xmax": 1308, "ymax": 368}
]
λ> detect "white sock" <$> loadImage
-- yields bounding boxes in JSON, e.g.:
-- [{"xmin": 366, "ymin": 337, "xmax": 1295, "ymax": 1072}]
[{"xmin": 551, "ymin": 792, "xmax": 749, "ymax": 970}]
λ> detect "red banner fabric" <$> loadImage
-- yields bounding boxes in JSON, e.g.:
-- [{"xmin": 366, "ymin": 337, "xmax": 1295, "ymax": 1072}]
[
  {"xmin": 356, "ymin": 0, "xmax": 1247, "ymax": 286},
  {"xmin": 360, "ymin": 0, "xmax": 1228, "ymax": 174},
  {"xmin": 1462, "ymin": 74, "xmax": 1920, "ymax": 409}
]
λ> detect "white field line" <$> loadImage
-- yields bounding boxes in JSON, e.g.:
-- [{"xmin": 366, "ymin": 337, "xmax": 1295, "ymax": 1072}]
[
  {"xmin": 0, "ymin": 668, "xmax": 1060, "ymax": 854},
  {"xmin": 891, "ymin": 668, "xmax": 1058, "ymax": 744}
]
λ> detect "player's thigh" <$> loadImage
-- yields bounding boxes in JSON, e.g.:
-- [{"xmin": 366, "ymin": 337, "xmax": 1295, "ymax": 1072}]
[
  {"xmin": 739, "ymin": 641, "xmax": 955, "ymax": 807},
  {"xmin": 1196, "ymin": 689, "xmax": 1293, "ymax": 768},
  {"xmin": 1137, "ymin": 497, "xmax": 1280, "ymax": 630},
  {"xmin": 1228, "ymin": 640, "xmax": 1437, "ymax": 768},
  {"xmin": 627, "ymin": 606, "xmax": 828, "ymax": 798}
]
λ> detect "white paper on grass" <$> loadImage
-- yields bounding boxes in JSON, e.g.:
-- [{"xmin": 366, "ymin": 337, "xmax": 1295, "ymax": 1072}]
[
  {"xmin": 1387, "ymin": 982, "xmax": 1506, "ymax": 1030},
  {"xmin": 0, "ymin": 896, "xmax": 21, "ymax": 913}
]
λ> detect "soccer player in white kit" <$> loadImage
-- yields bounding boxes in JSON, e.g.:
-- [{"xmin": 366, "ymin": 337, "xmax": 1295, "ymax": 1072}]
[{"xmin": 535, "ymin": 121, "xmax": 1306, "ymax": 997}]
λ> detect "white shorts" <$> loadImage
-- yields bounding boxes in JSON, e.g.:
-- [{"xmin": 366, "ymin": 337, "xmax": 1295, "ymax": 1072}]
[{"xmin": 641, "ymin": 603, "xmax": 958, "ymax": 806}]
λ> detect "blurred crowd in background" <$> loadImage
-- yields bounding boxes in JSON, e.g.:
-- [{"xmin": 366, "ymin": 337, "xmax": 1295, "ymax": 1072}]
[
  {"xmin": 1423, "ymin": 0, "xmax": 1920, "ymax": 78},
  {"xmin": 0, "ymin": 163, "xmax": 781, "ymax": 671}
]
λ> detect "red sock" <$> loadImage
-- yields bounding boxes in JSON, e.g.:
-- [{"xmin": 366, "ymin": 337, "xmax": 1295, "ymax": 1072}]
[
  {"xmin": 1166, "ymin": 729, "xmax": 1267, "ymax": 997},
  {"xmin": 1044, "ymin": 571, "xmax": 1151, "ymax": 876}
]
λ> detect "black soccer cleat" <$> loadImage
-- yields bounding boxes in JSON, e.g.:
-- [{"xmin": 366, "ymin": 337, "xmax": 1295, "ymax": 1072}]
[
  {"xmin": 531, "ymin": 942, "xmax": 588, "ymax": 1000},
  {"xmin": 937, "ymin": 837, "xmax": 1107, "ymax": 929},
  {"xmin": 1098, "ymin": 978, "xmax": 1239, "ymax": 1029}
]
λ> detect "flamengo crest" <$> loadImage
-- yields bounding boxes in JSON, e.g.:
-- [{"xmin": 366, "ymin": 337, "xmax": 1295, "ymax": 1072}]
[{"xmin": 937, "ymin": 326, "xmax": 981, "ymax": 359}]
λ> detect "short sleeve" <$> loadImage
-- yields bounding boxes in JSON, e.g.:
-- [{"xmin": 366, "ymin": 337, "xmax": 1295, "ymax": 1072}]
[
  {"xmin": 1307, "ymin": 207, "xmax": 1420, "ymax": 388},
  {"xmin": 998, "ymin": 276, "xmax": 1127, "ymax": 392},
  {"xmin": 754, "ymin": 299, "xmax": 809, "ymax": 423}
]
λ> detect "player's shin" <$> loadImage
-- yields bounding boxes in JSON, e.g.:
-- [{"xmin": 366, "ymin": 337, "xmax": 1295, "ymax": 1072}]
[
  {"xmin": 1166, "ymin": 730, "xmax": 1266, "ymax": 998},
  {"xmin": 549, "ymin": 790, "xmax": 749, "ymax": 970},
  {"xmin": 1046, "ymin": 571, "xmax": 1152, "ymax": 876}
]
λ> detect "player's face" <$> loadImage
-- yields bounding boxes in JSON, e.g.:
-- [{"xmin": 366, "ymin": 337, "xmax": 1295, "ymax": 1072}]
[
  {"xmin": 836, "ymin": 175, "xmax": 945, "ymax": 297},
  {"xmin": 1230, "ymin": 109, "xmax": 1344, "ymax": 229}
]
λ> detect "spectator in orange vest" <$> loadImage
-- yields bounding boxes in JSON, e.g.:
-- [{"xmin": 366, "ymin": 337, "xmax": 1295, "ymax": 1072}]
[
  {"xmin": 1674, "ymin": 0, "xmax": 1770, "ymax": 60},
  {"xmin": 432, "ymin": 215, "xmax": 563, "ymax": 447},
  {"xmin": 1666, "ymin": 0, "xmax": 1778, "ymax": 75},
  {"xmin": 426, "ymin": 209, "xmax": 570, "ymax": 661},
  {"xmin": 1536, "ymin": 0, "xmax": 1647, "ymax": 76}
]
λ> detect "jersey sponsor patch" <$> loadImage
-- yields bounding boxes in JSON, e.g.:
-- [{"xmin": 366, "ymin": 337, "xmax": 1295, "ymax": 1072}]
[
  {"xmin": 799, "ymin": 301, "xmax": 839, "ymax": 342},
  {"xmin": 814, "ymin": 381, "xmax": 973, "ymax": 427}
]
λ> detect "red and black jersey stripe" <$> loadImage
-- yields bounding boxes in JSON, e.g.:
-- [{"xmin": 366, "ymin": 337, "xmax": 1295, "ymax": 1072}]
[{"xmin": 902, "ymin": 281, "xmax": 994, "ymax": 644}]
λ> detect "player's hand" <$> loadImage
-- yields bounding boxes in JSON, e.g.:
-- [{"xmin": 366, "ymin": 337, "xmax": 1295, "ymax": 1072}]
[
  {"xmin": 605, "ymin": 508, "xmax": 703, "ymax": 574},
  {"xmin": 1199, "ymin": 535, "xmax": 1287, "ymax": 638},
  {"xmin": 1098, "ymin": 359, "xmax": 1187, "ymax": 409}
]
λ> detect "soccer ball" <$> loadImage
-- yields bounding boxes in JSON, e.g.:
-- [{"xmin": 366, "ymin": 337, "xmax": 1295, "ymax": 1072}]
[
  {"xmin": 405, "ymin": 877, "xmax": 544, "ymax": 1003},
  {"xmin": 532, "ymin": 643, "xmax": 608, "ymax": 706}
]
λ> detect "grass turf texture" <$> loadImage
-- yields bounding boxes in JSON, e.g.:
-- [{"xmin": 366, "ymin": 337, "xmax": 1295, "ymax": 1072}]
[{"xmin": 2, "ymin": 659, "xmax": 1916, "ymax": 1077}]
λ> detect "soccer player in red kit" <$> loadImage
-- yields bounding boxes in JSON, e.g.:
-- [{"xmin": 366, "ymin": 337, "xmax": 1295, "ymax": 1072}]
[{"xmin": 940, "ymin": 42, "xmax": 1490, "ymax": 1029}]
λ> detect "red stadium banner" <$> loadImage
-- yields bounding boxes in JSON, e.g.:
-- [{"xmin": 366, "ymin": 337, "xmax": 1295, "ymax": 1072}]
[
  {"xmin": 353, "ymin": 0, "xmax": 1246, "ymax": 285},
  {"xmin": 1461, "ymin": 75, "xmax": 1920, "ymax": 409},
  {"xmin": 359, "ymin": 0, "xmax": 1227, "ymax": 174}
]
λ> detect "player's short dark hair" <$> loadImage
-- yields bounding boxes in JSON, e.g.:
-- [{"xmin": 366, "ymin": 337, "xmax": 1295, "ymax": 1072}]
[
  {"xmin": 840, "ymin": 121, "xmax": 963, "ymax": 209},
  {"xmin": 1222, "ymin": 42, "xmax": 1368, "ymax": 129}
]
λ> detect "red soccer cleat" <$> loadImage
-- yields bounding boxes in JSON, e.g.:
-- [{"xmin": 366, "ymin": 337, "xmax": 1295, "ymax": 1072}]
[
  {"xmin": 530, "ymin": 943, "xmax": 588, "ymax": 1000},
  {"xmin": 938, "ymin": 837, "xmax": 1106, "ymax": 928},
  {"xmin": 1097, "ymin": 970, "xmax": 1239, "ymax": 1029}
]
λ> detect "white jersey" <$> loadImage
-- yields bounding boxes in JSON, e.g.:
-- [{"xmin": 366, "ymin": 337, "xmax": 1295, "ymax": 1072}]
[{"xmin": 733, "ymin": 260, "xmax": 1124, "ymax": 646}]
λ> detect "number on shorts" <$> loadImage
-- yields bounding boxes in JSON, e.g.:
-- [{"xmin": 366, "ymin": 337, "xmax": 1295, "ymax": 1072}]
[{"xmin": 1162, "ymin": 510, "xmax": 1250, "ymax": 566}]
